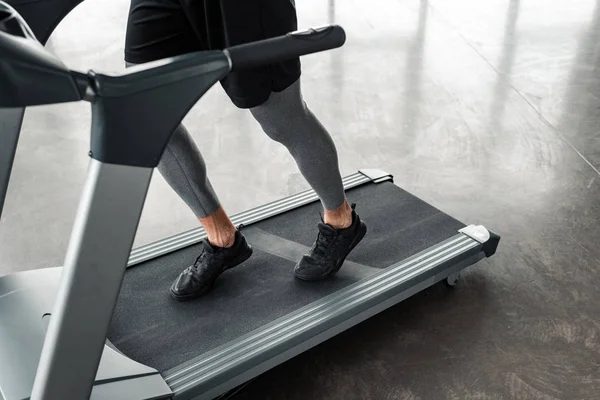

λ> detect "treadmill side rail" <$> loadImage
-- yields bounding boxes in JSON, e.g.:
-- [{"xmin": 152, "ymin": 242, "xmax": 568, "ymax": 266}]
[
  {"xmin": 460, "ymin": 225, "xmax": 500, "ymax": 257},
  {"xmin": 358, "ymin": 168, "xmax": 394, "ymax": 183},
  {"xmin": 459, "ymin": 225, "xmax": 490, "ymax": 243}
]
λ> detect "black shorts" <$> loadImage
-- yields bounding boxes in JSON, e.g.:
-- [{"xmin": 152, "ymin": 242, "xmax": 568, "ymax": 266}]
[{"xmin": 125, "ymin": 0, "xmax": 301, "ymax": 108}]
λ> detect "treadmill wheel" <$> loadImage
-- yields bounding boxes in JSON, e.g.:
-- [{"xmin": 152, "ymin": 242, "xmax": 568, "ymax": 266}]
[{"xmin": 445, "ymin": 272, "xmax": 461, "ymax": 287}]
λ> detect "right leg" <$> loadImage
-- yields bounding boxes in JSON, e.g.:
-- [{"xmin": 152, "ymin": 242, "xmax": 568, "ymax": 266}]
[
  {"xmin": 158, "ymin": 128, "xmax": 251, "ymax": 301},
  {"xmin": 158, "ymin": 124, "xmax": 236, "ymax": 248},
  {"xmin": 125, "ymin": 0, "xmax": 251, "ymax": 301},
  {"xmin": 125, "ymin": 0, "xmax": 237, "ymax": 248}
]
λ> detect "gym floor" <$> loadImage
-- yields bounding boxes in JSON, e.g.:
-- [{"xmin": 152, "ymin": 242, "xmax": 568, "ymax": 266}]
[{"xmin": 1, "ymin": 0, "xmax": 599, "ymax": 398}]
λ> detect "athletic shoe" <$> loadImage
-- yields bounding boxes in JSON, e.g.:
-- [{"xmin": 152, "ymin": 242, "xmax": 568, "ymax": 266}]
[
  {"xmin": 170, "ymin": 230, "xmax": 252, "ymax": 301},
  {"xmin": 294, "ymin": 204, "xmax": 367, "ymax": 281}
]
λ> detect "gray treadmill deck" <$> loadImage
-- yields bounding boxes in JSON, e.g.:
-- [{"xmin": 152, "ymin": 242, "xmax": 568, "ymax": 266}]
[{"xmin": 107, "ymin": 181, "xmax": 464, "ymax": 372}]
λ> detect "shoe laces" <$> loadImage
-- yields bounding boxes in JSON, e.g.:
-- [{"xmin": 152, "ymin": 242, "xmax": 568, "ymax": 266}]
[
  {"xmin": 314, "ymin": 227, "xmax": 337, "ymax": 256},
  {"xmin": 193, "ymin": 250, "xmax": 205, "ymax": 268},
  {"xmin": 186, "ymin": 244, "xmax": 209, "ymax": 275}
]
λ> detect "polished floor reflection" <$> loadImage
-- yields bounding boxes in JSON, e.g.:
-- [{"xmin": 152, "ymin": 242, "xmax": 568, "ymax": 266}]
[{"xmin": 1, "ymin": 0, "xmax": 599, "ymax": 398}]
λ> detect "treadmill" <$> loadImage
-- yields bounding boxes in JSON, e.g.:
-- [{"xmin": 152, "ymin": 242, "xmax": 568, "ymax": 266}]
[{"xmin": 0, "ymin": 2, "xmax": 500, "ymax": 400}]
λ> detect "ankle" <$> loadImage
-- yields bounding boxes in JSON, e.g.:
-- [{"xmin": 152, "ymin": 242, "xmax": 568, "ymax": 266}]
[
  {"xmin": 324, "ymin": 201, "xmax": 353, "ymax": 229},
  {"xmin": 208, "ymin": 230, "xmax": 236, "ymax": 248},
  {"xmin": 200, "ymin": 206, "xmax": 237, "ymax": 248}
]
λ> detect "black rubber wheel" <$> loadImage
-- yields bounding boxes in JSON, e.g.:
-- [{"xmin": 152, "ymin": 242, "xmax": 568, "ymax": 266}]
[{"xmin": 445, "ymin": 272, "xmax": 460, "ymax": 287}]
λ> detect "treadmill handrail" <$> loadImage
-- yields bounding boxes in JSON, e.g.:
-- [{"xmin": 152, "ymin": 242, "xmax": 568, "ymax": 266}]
[
  {"xmin": 0, "ymin": 2, "xmax": 346, "ymax": 108},
  {"xmin": 225, "ymin": 25, "xmax": 346, "ymax": 71},
  {"xmin": 1, "ymin": 1, "xmax": 347, "ymax": 168}
]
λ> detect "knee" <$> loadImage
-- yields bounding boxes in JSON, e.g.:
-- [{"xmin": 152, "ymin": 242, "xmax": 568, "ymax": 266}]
[
  {"xmin": 250, "ymin": 101, "xmax": 309, "ymax": 146},
  {"xmin": 253, "ymin": 113, "xmax": 291, "ymax": 145}
]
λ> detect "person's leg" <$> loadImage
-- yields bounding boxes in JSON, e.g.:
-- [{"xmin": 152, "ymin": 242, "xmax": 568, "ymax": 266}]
[
  {"xmin": 125, "ymin": 59, "xmax": 238, "ymax": 248},
  {"xmin": 125, "ymin": 0, "xmax": 252, "ymax": 301},
  {"xmin": 157, "ymin": 124, "xmax": 237, "ymax": 248},
  {"xmin": 249, "ymin": 80, "xmax": 367, "ymax": 281},
  {"xmin": 125, "ymin": 0, "xmax": 240, "ymax": 248},
  {"xmin": 249, "ymin": 79, "xmax": 352, "ymax": 228},
  {"xmin": 158, "ymin": 126, "xmax": 252, "ymax": 301},
  {"xmin": 215, "ymin": 0, "xmax": 367, "ymax": 281}
]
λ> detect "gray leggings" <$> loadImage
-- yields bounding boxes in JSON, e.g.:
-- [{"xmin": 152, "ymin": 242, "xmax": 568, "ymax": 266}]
[{"xmin": 157, "ymin": 78, "xmax": 346, "ymax": 218}]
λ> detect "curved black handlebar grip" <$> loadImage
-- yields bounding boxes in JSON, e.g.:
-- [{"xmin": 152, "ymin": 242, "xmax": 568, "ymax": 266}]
[{"xmin": 225, "ymin": 25, "xmax": 346, "ymax": 72}]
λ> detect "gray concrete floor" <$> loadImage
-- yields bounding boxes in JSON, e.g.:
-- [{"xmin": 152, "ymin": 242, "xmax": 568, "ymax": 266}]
[{"xmin": 1, "ymin": 0, "xmax": 600, "ymax": 398}]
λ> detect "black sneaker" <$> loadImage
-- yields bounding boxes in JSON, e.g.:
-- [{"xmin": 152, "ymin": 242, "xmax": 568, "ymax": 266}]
[
  {"xmin": 294, "ymin": 204, "xmax": 367, "ymax": 281},
  {"xmin": 170, "ymin": 230, "xmax": 253, "ymax": 301}
]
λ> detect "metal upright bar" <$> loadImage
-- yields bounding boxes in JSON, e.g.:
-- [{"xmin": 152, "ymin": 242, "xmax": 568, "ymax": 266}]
[
  {"xmin": 0, "ymin": 108, "xmax": 24, "ymax": 220},
  {"xmin": 30, "ymin": 160, "xmax": 153, "ymax": 400}
]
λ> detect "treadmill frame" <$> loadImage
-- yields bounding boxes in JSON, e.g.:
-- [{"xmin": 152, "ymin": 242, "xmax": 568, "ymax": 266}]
[
  {"xmin": 0, "ymin": 168, "xmax": 499, "ymax": 400},
  {"xmin": 165, "ymin": 234, "xmax": 486, "ymax": 400},
  {"xmin": 122, "ymin": 169, "xmax": 496, "ymax": 400}
]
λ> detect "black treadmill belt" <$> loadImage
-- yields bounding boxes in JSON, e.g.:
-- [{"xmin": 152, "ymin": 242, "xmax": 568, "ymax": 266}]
[
  {"xmin": 257, "ymin": 181, "xmax": 465, "ymax": 268},
  {"xmin": 108, "ymin": 181, "xmax": 465, "ymax": 372},
  {"xmin": 109, "ymin": 247, "xmax": 369, "ymax": 371}
]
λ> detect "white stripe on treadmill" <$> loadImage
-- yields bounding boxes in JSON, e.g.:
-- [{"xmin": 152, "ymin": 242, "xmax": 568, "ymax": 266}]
[{"xmin": 242, "ymin": 227, "xmax": 379, "ymax": 280}]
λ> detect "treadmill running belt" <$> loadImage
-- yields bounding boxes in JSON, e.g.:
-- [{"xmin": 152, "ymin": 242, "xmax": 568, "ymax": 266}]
[
  {"xmin": 108, "ymin": 181, "xmax": 465, "ymax": 372},
  {"xmin": 257, "ymin": 181, "xmax": 465, "ymax": 268}
]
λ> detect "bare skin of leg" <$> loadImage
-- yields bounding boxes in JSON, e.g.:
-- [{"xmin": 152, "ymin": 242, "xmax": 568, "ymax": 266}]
[
  {"xmin": 199, "ymin": 206, "xmax": 237, "ymax": 248},
  {"xmin": 201, "ymin": 201, "xmax": 353, "ymax": 248},
  {"xmin": 323, "ymin": 200, "xmax": 353, "ymax": 229}
]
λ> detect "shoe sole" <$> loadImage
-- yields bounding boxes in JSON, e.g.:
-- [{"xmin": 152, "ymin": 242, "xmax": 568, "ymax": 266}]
[
  {"xmin": 294, "ymin": 222, "xmax": 367, "ymax": 282},
  {"xmin": 170, "ymin": 246, "xmax": 253, "ymax": 302}
]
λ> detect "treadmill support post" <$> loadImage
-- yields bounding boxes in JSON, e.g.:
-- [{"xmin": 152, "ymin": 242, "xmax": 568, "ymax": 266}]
[
  {"xmin": 31, "ymin": 159, "xmax": 153, "ymax": 400},
  {"xmin": 0, "ymin": 107, "xmax": 24, "ymax": 220}
]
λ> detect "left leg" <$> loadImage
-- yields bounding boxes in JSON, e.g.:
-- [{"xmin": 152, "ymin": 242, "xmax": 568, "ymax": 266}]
[
  {"xmin": 249, "ymin": 79, "xmax": 352, "ymax": 228},
  {"xmin": 218, "ymin": 0, "xmax": 352, "ymax": 227},
  {"xmin": 125, "ymin": 0, "xmax": 252, "ymax": 301},
  {"xmin": 214, "ymin": 0, "xmax": 367, "ymax": 280},
  {"xmin": 249, "ymin": 80, "xmax": 367, "ymax": 281}
]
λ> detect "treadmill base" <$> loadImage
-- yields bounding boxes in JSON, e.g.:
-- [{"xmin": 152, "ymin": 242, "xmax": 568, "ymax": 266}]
[{"xmin": 0, "ymin": 170, "xmax": 499, "ymax": 400}]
